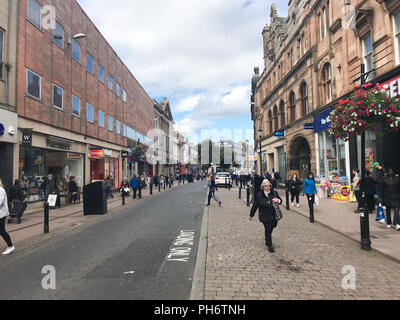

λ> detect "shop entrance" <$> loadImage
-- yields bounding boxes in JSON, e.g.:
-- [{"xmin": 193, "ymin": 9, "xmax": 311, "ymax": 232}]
[{"xmin": 290, "ymin": 136, "xmax": 311, "ymax": 182}]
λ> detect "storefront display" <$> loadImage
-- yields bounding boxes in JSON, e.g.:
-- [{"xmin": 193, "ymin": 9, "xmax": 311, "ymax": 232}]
[{"xmin": 89, "ymin": 148, "xmax": 119, "ymax": 188}]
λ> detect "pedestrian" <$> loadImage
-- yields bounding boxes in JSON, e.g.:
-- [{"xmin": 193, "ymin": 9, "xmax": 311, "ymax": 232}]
[
  {"xmin": 352, "ymin": 169, "xmax": 361, "ymax": 213},
  {"xmin": 288, "ymin": 173, "xmax": 302, "ymax": 208},
  {"xmin": 0, "ymin": 179, "xmax": 15, "ymax": 255},
  {"xmin": 130, "ymin": 175, "xmax": 139, "ymax": 199},
  {"xmin": 105, "ymin": 176, "xmax": 114, "ymax": 199},
  {"xmin": 206, "ymin": 175, "xmax": 222, "ymax": 207},
  {"xmin": 9, "ymin": 180, "xmax": 27, "ymax": 224},
  {"xmin": 249, "ymin": 179, "xmax": 282, "ymax": 253},
  {"xmin": 120, "ymin": 177, "xmax": 130, "ymax": 197},
  {"xmin": 68, "ymin": 176, "xmax": 78, "ymax": 204},
  {"xmin": 302, "ymin": 172, "xmax": 318, "ymax": 223},
  {"xmin": 265, "ymin": 172, "xmax": 272, "ymax": 183},
  {"xmin": 382, "ymin": 168, "xmax": 400, "ymax": 230},
  {"xmin": 274, "ymin": 171, "xmax": 281, "ymax": 189},
  {"xmin": 359, "ymin": 170, "xmax": 376, "ymax": 213},
  {"xmin": 375, "ymin": 164, "xmax": 384, "ymax": 203}
]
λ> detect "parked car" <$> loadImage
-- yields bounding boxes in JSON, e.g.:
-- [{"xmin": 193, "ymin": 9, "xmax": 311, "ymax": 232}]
[{"xmin": 215, "ymin": 172, "xmax": 232, "ymax": 187}]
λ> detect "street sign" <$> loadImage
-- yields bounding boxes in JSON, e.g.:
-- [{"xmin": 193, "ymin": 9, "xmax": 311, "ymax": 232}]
[
  {"xmin": 274, "ymin": 131, "xmax": 285, "ymax": 137},
  {"xmin": 304, "ymin": 123, "xmax": 315, "ymax": 130}
]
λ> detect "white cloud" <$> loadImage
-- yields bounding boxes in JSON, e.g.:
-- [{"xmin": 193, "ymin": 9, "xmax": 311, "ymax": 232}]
[{"xmin": 173, "ymin": 95, "xmax": 201, "ymax": 113}]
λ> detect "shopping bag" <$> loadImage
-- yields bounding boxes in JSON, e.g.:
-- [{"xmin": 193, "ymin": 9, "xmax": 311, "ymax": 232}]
[
  {"xmin": 315, "ymin": 196, "xmax": 320, "ymax": 206},
  {"xmin": 376, "ymin": 204, "xmax": 386, "ymax": 223}
]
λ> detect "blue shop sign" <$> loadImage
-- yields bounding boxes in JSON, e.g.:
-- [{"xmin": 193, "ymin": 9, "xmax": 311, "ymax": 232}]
[
  {"xmin": 274, "ymin": 130, "xmax": 285, "ymax": 137},
  {"xmin": 314, "ymin": 108, "xmax": 334, "ymax": 133}
]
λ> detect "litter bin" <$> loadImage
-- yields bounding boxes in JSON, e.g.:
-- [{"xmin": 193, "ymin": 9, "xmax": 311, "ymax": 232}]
[{"xmin": 83, "ymin": 181, "xmax": 107, "ymax": 215}]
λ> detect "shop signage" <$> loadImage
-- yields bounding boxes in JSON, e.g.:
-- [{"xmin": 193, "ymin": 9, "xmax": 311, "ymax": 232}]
[
  {"xmin": 90, "ymin": 149, "xmax": 104, "ymax": 158},
  {"xmin": 104, "ymin": 149, "xmax": 113, "ymax": 157},
  {"xmin": 274, "ymin": 130, "xmax": 285, "ymax": 137},
  {"xmin": 22, "ymin": 130, "xmax": 32, "ymax": 146},
  {"xmin": 382, "ymin": 75, "xmax": 400, "ymax": 98},
  {"xmin": 304, "ymin": 123, "xmax": 315, "ymax": 130},
  {"xmin": 67, "ymin": 153, "xmax": 82, "ymax": 159},
  {"xmin": 314, "ymin": 108, "xmax": 334, "ymax": 133},
  {"xmin": 121, "ymin": 151, "xmax": 129, "ymax": 158},
  {"xmin": 0, "ymin": 124, "xmax": 4, "ymax": 136},
  {"xmin": 46, "ymin": 138, "xmax": 70, "ymax": 151}
]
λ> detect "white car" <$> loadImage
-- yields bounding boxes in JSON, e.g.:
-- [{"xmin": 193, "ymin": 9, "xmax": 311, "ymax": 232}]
[{"xmin": 215, "ymin": 173, "xmax": 232, "ymax": 187}]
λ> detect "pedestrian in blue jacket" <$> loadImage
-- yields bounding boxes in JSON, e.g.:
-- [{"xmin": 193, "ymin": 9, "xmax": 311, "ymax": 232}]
[
  {"xmin": 130, "ymin": 175, "xmax": 139, "ymax": 199},
  {"xmin": 302, "ymin": 172, "xmax": 317, "ymax": 223}
]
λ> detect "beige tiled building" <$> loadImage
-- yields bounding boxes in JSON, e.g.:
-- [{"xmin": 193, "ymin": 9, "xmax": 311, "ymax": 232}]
[{"xmin": 252, "ymin": 0, "xmax": 400, "ymax": 183}]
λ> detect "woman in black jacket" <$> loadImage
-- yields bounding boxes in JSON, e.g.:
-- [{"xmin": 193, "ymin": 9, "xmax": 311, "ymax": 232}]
[
  {"xmin": 359, "ymin": 170, "xmax": 376, "ymax": 213},
  {"xmin": 382, "ymin": 168, "xmax": 400, "ymax": 230},
  {"xmin": 288, "ymin": 173, "xmax": 302, "ymax": 208},
  {"xmin": 9, "ymin": 180, "xmax": 27, "ymax": 224},
  {"xmin": 249, "ymin": 179, "xmax": 282, "ymax": 253},
  {"xmin": 68, "ymin": 177, "xmax": 78, "ymax": 204}
]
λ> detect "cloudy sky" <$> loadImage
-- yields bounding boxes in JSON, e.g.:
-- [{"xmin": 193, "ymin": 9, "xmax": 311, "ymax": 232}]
[{"xmin": 77, "ymin": 0, "xmax": 288, "ymax": 144}]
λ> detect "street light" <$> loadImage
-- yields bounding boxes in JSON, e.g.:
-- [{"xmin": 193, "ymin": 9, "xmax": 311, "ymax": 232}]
[
  {"xmin": 258, "ymin": 128, "xmax": 263, "ymax": 177},
  {"xmin": 67, "ymin": 33, "xmax": 87, "ymax": 45}
]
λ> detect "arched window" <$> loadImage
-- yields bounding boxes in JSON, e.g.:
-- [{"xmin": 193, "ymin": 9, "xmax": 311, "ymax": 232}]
[
  {"xmin": 279, "ymin": 100, "xmax": 285, "ymax": 127},
  {"xmin": 268, "ymin": 110, "xmax": 273, "ymax": 134},
  {"xmin": 273, "ymin": 105, "xmax": 278, "ymax": 131},
  {"xmin": 322, "ymin": 63, "xmax": 332, "ymax": 103},
  {"xmin": 300, "ymin": 82, "xmax": 308, "ymax": 116},
  {"xmin": 289, "ymin": 91, "xmax": 296, "ymax": 122}
]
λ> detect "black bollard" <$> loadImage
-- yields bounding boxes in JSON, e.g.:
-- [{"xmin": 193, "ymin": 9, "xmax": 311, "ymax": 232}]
[
  {"xmin": 239, "ymin": 186, "xmax": 242, "ymax": 199},
  {"xmin": 285, "ymin": 181, "xmax": 290, "ymax": 211},
  {"xmin": 246, "ymin": 187, "xmax": 250, "ymax": 207},
  {"xmin": 159, "ymin": 182, "xmax": 161, "ymax": 192},
  {"xmin": 359, "ymin": 193, "xmax": 371, "ymax": 251},
  {"xmin": 44, "ymin": 202, "xmax": 49, "ymax": 234}
]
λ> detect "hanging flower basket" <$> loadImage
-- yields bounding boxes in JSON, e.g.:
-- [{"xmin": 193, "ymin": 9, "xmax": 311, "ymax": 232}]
[{"xmin": 329, "ymin": 83, "xmax": 400, "ymax": 141}]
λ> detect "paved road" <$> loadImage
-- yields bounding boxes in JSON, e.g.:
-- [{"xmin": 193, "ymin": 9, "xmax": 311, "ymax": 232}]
[{"xmin": 0, "ymin": 182, "xmax": 208, "ymax": 300}]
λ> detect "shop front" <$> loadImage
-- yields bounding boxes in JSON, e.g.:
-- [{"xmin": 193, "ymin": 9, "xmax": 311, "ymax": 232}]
[
  {"xmin": 89, "ymin": 148, "xmax": 120, "ymax": 188},
  {"xmin": 19, "ymin": 135, "xmax": 85, "ymax": 203}
]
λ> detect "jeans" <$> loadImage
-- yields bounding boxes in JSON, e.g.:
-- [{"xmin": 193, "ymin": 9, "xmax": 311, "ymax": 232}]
[
  {"xmin": 106, "ymin": 187, "xmax": 113, "ymax": 199},
  {"xmin": 386, "ymin": 207, "xmax": 400, "ymax": 226},
  {"xmin": 132, "ymin": 188, "xmax": 138, "ymax": 199},
  {"xmin": 0, "ymin": 217, "xmax": 13, "ymax": 247},
  {"xmin": 354, "ymin": 190, "xmax": 361, "ymax": 210},
  {"xmin": 306, "ymin": 194, "xmax": 315, "ymax": 221},
  {"xmin": 208, "ymin": 190, "xmax": 221, "ymax": 205}
]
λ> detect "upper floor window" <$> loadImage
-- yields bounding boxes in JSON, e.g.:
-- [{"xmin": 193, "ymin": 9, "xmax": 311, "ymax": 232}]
[
  {"xmin": 116, "ymin": 120, "xmax": 121, "ymax": 135},
  {"xmin": 86, "ymin": 103, "xmax": 94, "ymax": 123},
  {"xmin": 123, "ymin": 89, "xmax": 127, "ymax": 102},
  {"xmin": 108, "ymin": 116, "xmax": 113, "ymax": 131},
  {"xmin": 108, "ymin": 74, "xmax": 113, "ymax": 91},
  {"xmin": 279, "ymin": 100, "xmax": 285, "ymax": 127},
  {"xmin": 72, "ymin": 95, "xmax": 80, "ymax": 117},
  {"xmin": 123, "ymin": 124, "xmax": 127, "ymax": 137},
  {"xmin": 116, "ymin": 82, "xmax": 121, "ymax": 97},
  {"xmin": 273, "ymin": 105, "xmax": 279, "ymax": 131},
  {"xmin": 324, "ymin": 7, "xmax": 329, "ymax": 37},
  {"xmin": 322, "ymin": 63, "xmax": 332, "ymax": 103},
  {"xmin": 289, "ymin": 91, "xmax": 296, "ymax": 122},
  {"xmin": 268, "ymin": 110, "xmax": 273, "ymax": 134},
  {"xmin": 362, "ymin": 34, "xmax": 374, "ymax": 81},
  {"xmin": 27, "ymin": 69, "xmax": 41, "ymax": 100},
  {"xmin": 72, "ymin": 39, "xmax": 81, "ymax": 63},
  {"xmin": 99, "ymin": 110, "xmax": 104, "ymax": 127},
  {"xmin": 53, "ymin": 22, "xmax": 64, "ymax": 49},
  {"xmin": 0, "ymin": 29, "xmax": 3, "ymax": 64},
  {"xmin": 52, "ymin": 84, "xmax": 63, "ymax": 110},
  {"xmin": 319, "ymin": 14, "xmax": 323, "ymax": 41},
  {"xmin": 98, "ymin": 65, "xmax": 104, "ymax": 83},
  {"xmin": 87, "ymin": 53, "xmax": 94, "ymax": 74},
  {"xmin": 393, "ymin": 11, "xmax": 400, "ymax": 65},
  {"xmin": 300, "ymin": 82, "xmax": 309, "ymax": 116},
  {"xmin": 27, "ymin": 0, "xmax": 41, "ymax": 29}
]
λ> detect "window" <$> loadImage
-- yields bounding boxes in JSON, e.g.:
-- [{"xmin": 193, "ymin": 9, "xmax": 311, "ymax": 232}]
[
  {"xmin": 87, "ymin": 103, "xmax": 94, "ymax": 123},
  {"xmin": 273, "ymin": 105, "xmax": 279, "ymax": 131},
  {"xmin": 72, "ymin": 95, "xmax": 80, "ymax": 117},
  {"xmin": 123, "ymin": 124, "xmax": 127, "ymax": 137},
  {"xmin": 116, "ymin": 120, "xmax": 121, "ymax": 135},
  {"xmin": 279, "ymin": 100, "xmax": 285, "ymax": 127},
  {"xmin": 116, "ymin": 82, "xmax": 121, "ymax": 97},
  {"xmin": 87, "ymin": 53, "xmax": 94, "ymax": 74},
  {"xmin": 323, "ymin": 7, "xmax": 328, "ymax": 38},
  {"xmin": 53, "ymin": 22, "xmax": 64, "ymax": 49},
  {"xmin": 322, "ymin": 63, "xmax": 332, "ymax": 103},
  {"xmin": 72, "ymin": 39, "xmax": 81, "ymax": 63},
  {"xmin": 52, "ymin": 84, "xmax": 63, "ymax": 109},
  {"xmin": 268, "ymin": 111, "xmax": 273, "ymax": 134},
  {"xmin": 298, "ymin": 38, "xmax": 302, "ymax": 58},
  {"xmin": 108, "ymin": 74, "xmax": 113, "ymax": 91},
  {"xmin": 289, "ymin": 91, "xmax": 296, "ymax": 122},
  {"xmin": 98, "ymin": 65, "xmax": 104, "ymax": 83},
  {"xmin": 300, "ymin": 82, "xmax": 308, "ymax": 116},
  {"xmin": 108, "ymin": 116, "xmax": 113, "ymax": 131},
  {"xmin": 99, "ymin": 110, "xmax": 104, "ymax": 127},
  {"xmin": 27, "ymin": 69, "xmax": 41, "ymax": 99},
  {"xmin": 302, "ymin": 34, "xmax": 306, "ymax": 53},
  {"xmin": 393, "ymin": 11, "xmax": 400, "ymax": 65},
  {"xmin": 123, "ymin": 89, "xmax": 127, "ymax": 102},
  {"xmin": 362, "ymin": 34, "xmax": 374, "ymax": 81},
  {"xmin": 27, "ymin": 0, "xmax": 41, "ymax": 29},
  {"xmin": 319, "ymin": 14, "xmax": 323, "ymax": 41},
  {"xmin": 0, "ymin": 30, "xmax": 3, "ymax": 74}
]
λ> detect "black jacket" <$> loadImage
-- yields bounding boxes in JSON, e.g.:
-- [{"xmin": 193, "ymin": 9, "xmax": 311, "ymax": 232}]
[
  {"xmin": 250, "ymin": 190, "xmax": 282, "ymax": 227},
  {"xmin": 360, "ymin": 177, "xmax": 376, "ymax": 195},
  {"xmin": 9, "ymin": 185, "xmax": 25, "ymax": 201},
  {"xmin": 382, "ymin": 175, "xmax": 400, "ymax": 208},
  {"xmin": 288, "ymin": 179, "xmax": 302, "ymax": 194},
  {"xmin": 68, "ymin": 181, "xmax": 78, "ymax": 193}
]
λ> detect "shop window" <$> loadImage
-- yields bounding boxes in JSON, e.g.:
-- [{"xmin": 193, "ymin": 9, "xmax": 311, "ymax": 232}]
[
  {"xmin": 108, "ymin": 74, "xmax": 113, "ymax": 91},
  {"xmin": 72, "ymin": 39, "xmax": 81, "ymax": 63},
  {"xmin": 53, "ymin": 21, "xmax": 64, "ymax": 49},
  {"xmin": 87, "ymin": 53, "xmax": 94, "ymax": 74},
  {"xmin": 322, "ymin": 63, "xmax": 332, "ymax": 103},
  {"xmin": 116, "ymin": 82, "xmax": 121, "ymax": 97},
  {"xmin": 86, "ymin": 103, "xmax": 94, "ymax": 123},
  {"xmin": 289, "ymin": 91, "xmax": 296, "ymax": 122},
  {"xmin": 394, "ymin": 11, "xmax": 400, "ymax": 65},
  {"xmin": 98, "ymin": 65, "xmax": 104, "ymax": 83},
  {"xmin": 72, "ymin": 95, "xmax": 80, "ymax": 117},
  {"xmin": 99, "ymin": 110, "xmax": 104, "ymax": 127},
  {"xmin": 116, "ymin": 120, "xmax": 121, "ymax": 135},
  {"xmin": 27, "ymin": 69, "xmax": 41, "ymax": 100},
  {"xmin": 300, "ymin": 82, "xmax": 308, "ymax": 116},
  {"xmin": 27, "ymin": 0, "xmax": 41, "ymax": 29},
  {"xmin": 52, "ymin": 84, "xmax": 63, "ymax": 110},
  {"xmin": 108, "ymin": 116, "xmax": 113, "ymax": 131},
  {"xmin": 362, "ymin": 33, "xmax": 374, "ymax": 81}
]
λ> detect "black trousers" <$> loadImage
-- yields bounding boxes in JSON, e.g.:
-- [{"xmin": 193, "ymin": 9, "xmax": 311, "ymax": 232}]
[
  {"xmin": 0, "ymin": 217, "xmax": 13, "ymax": 247},
  {"xmin": 306, "ymin": 194, "xmax": 315, "ymax": 221},
  {"xmin": 132, "ymin": 188, "xmax": 138, "ymax": 199},
  {"xmin": 208, "ymin": 191, "xmax": 221, "ymax": 205},
  {"xmin": 262, "ymin": 222, "xmax": 273, "ymax": 247},
  {"xmin": 386, "ymin": 207, "xmax": 400, "ymax": 225},
  {"xmin": 290, "ymin": 191, "xmax": 300, "ymax": 204}
]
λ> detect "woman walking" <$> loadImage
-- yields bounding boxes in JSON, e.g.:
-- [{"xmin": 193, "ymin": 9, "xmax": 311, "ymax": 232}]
[
  {"xmin": 249, "ymin": 179, "xmax": 282, "ymax": 253},
  {"xmin": 206, "ymin": 175, "xmax": 222, "ymax": 207},
  {"xmin": 9, "ymin": 179, "xmax": 27, "ymax": 224},
  {"xmin": 382, "ymin": 168, "xmax": 400, "ymax": 230},
  {"xmin": 288, "ymin": 173, "xmax": 302, "ymax": 208},
  {"xmin": 303, "ymin": 172, "xmax": 318, "ymax": 223},
  {"xmin": 68, "ymin": 176, "xmax": 78, "ymax": 204},
  {"xmin": 0, "ymin": 179, "xmax": 15, "ymax": 255}
]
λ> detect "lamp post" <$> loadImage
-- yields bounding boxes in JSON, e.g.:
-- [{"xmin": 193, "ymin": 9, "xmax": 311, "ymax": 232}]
[{"xmin": 258, "ymin": 129, "xmax": 263, "ymax": 177}]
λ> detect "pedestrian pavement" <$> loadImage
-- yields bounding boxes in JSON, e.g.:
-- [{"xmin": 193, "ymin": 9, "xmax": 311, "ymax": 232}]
[
  {"xmin": 203, "ymin": 186, "xmax": 400, "ymax": 300},
  {"xmin": 2, "ymin": 180, "xmax": 201, "ymax": 251}
]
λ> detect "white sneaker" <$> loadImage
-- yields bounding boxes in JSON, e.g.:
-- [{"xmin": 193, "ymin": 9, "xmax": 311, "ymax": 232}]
[
  {"xmin": 291, "ymin": 203, "xmax": 295, "ymax": 207},
  {"xmin": 297, "ymin": 204, "xmax": 300, "ymax": 208},
  {"xmin": 2, "ymin": 247, "xmax": 15, "ymax": 255},
  {"xmin": 396, "ymin": 225, "xmax": 400, "ymax": 231},
  {"xmin": 378, "ymin": 219, "xmax": 386, "ymax": 224},
  {"xmin": 387, "ymin": 225, "xmax": 392, "ymax": 229}
]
